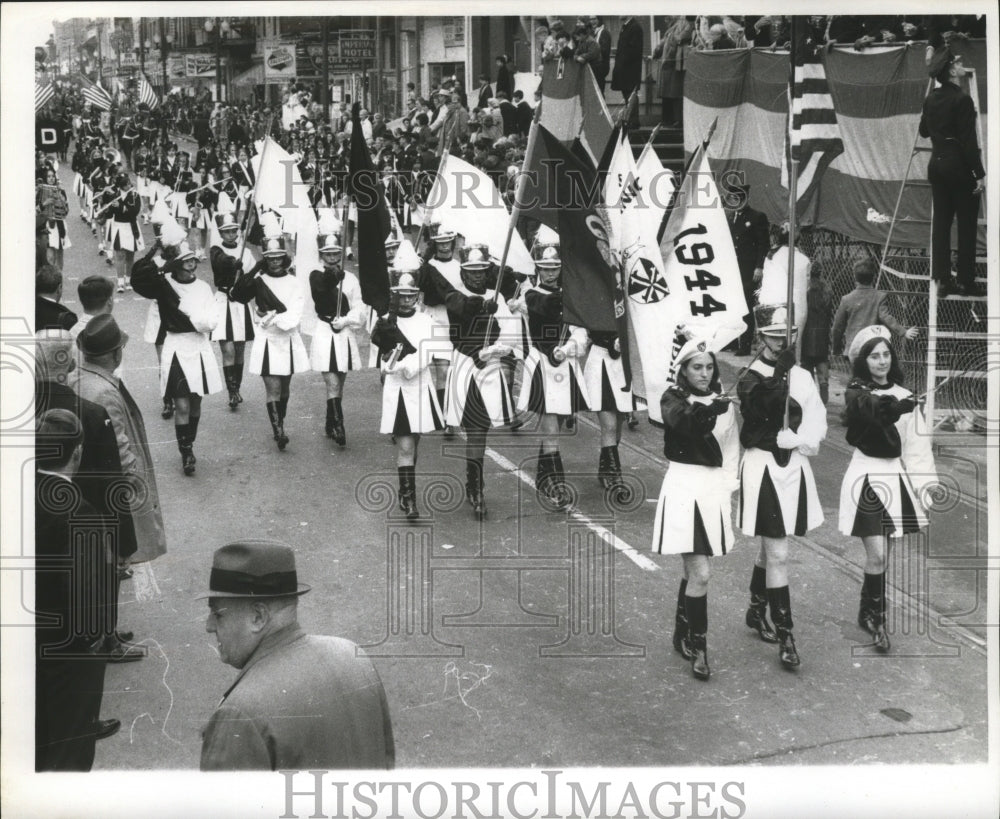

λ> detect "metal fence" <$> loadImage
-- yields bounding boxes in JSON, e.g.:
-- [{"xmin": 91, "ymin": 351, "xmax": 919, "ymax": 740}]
[{"xmin": 795, "ymin": 226, "xmax": 988, "ymax": 432}]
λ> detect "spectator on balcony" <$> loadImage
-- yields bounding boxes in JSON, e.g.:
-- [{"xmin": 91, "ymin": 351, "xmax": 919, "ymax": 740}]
[{"xmin": 654, "ymin": 16, "xmax": 695, "ymax": 128}]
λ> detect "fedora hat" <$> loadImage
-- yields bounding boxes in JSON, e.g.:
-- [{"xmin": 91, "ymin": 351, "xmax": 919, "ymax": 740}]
[
  {"xmin": 196, "ymin": 540, "xmax": 311, "ymax": 599},
  {"xmin": 76, "ymin": 314, "xmax": 129, "ymax": 356}
]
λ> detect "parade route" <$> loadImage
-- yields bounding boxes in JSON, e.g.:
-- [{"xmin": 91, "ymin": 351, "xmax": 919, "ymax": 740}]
[{"xmin": 40, "ymin": 154, "xmax": 989, "ymax": 772}]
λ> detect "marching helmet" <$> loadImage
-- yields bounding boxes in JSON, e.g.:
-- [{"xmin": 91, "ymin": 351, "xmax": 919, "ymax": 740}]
[
  {"xmin": 172, "ymin": 241, "xmax": 197, "ymax": 264},
  {"xmin": 535, "ymin": 244, "xmax": 561, "ymax": 269},
  {"xmin": 318, "ymin": 233, "xmax": 342, "ymax": 254},
  {"xmin": 385, "ymin": 234, "xmax": 402, "ymax": 251},
  {"xmin": 215, "ymin": 211, "xmax": 239, "ymax": 231},
  {"xmin": 754, "ymin": 304, "xmax": 796, "ymax": 338},
  {"xmin": 262, "ymin": 235, "xmax": 288, "ymax": 258},
  {"xmin": 390, "ymin": 272, "xmax": 420, "ymax": 294},
  {"xmin": 460, "ymin": 243, "xmax": 491, "ymax": 270},
  {"xmin": 430, "ymin": 223, "xmax": 456, "ymax": 243},
  {"xmin": 115, "ymin": 172, "xmax": 131, "ymax": 188}
]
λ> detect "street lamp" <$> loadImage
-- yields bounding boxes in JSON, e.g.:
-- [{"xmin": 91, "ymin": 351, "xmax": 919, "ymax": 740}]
[{"xmin": 205, "ymin": 18, "xmax": 222, "ymax": 102}]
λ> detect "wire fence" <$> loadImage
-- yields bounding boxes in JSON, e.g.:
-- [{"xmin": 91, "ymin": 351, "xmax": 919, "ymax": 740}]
[{"xmin": 794, "ymin": 226, "xmax": 988, "ymax": 432}]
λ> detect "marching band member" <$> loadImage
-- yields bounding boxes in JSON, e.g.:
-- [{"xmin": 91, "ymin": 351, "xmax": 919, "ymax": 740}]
[
  {"xmin": 370, "ymin": 259, "xmax": 447, "ymax": 522},
  {"xmin": 438, "ymin": 242, "xmax": 520, "ymax": 518},
  {"xmin": 143, "ymin": 201, "xmax": 183, "ymax": 419},
  {"xmin": 189, "ymin": 163, "xmax": 217, "ymax": 261},
  {"xmin": 209, "ymin": 208, "xmax": 256, "ymax": 411},
  {"xmin": 231, "ymin": 229, "xmax": 310, "ymax": 452},
  {"xmin": 509, "ymin": 240, "xmax": 590, "ymax": 510},
  {"xmin": 308, "ymin": 212, "xmax": 366, "ymax": 446},
  {"xmin": 107, "ymin": 172, "xmax": 143, "ymax": 294},
  {"xmin": 131, "ymin": 240, "xmax": 222, "ymax": 475},
  {"xmin": 417, "ymin": 224, "xmax": 463, "ymax": 437},
  {"xmin": 839, "ymin": 326, "xmax": 937, "ymax": 652},
  {"xmin": 582, "ymin": 321, "xmax": 634, "ymax": 495},
  {"xmin": 651, "ymin": 326, "xmax": 739, "ymax": 681},
  {"xmin": 230, "ymin": 146, "xmax": 255, "ymax": 224},
  {"xmin": 737, "ymin": 302, "xmax": 826, "ymax": 669}
]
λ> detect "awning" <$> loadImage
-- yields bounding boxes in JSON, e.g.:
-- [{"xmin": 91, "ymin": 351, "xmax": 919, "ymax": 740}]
[{"xmin": 232, "ymin": 62, "xmax": 264, "ymax": 87}]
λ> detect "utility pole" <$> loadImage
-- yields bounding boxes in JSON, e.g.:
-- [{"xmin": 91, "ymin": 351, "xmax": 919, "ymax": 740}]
[
  {"xmin": 322, "ymin": 18, "xmax": 330, "ymax": 123},
  {"xmin": 214, "ymin": 18, "xmax": 222, "ymax": 102}
]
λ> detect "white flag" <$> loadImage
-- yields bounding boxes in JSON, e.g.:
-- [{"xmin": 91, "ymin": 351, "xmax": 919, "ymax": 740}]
[
  {"xmin": 635, "ymin": 142, "xmax": 675, "ymax": 244},
  {"xmin": 632, "ymin": 147, "xmax": 747, "ymax": 423},
  {"xmin": 424, "ymin": 155, "xmax": 535, "ymax": 275},
  {"xmin": 251, "ymin": 137, "xmax": 319, "ymax": 334}
]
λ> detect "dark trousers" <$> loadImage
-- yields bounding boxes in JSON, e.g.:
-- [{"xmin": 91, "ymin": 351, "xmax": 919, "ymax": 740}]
[
  {"xmin": 928, "ymin": 152, "xmax": 981, "ymax": 285},
  {"xmin": 36, "ymin": 653, "xmax": 107, "ymax": 771}
]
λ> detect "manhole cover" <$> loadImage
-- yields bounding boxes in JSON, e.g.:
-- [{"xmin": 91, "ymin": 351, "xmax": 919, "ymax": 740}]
[{"xmin": 880, "ymin": 708, "xmax": 913, "ymax": 723}]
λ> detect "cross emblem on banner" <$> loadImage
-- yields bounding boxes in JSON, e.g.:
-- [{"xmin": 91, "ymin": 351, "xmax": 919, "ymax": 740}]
[{"xmin": 627, "ymin": 257, "xmax": 669, "ymax": 304}]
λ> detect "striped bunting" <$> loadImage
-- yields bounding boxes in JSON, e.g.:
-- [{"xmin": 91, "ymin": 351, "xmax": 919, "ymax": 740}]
[
  {"xmin": 138, "ymin": 73, "xmax": 159, "ymax": 109},
  {"xmin": 35, "ymin": 81, "xmax": 54, "ymax": 111},
  {"xmin": 784, "ymin": 21, "xmax": 844, "ymax": 205},
  {"xmin": 78, "ymin": 73, "xmax": 113, "ymax": 111}
]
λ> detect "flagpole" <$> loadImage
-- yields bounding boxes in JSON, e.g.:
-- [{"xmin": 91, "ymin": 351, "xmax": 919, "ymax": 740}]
[
  {"xmin": 413, "ymin": 131, "xmax": 455, "ymax": 250},
  {"xmin": 784, "ymin": 17, "xmax": 800, "ymax": 428},
  {"xmin": 335, "ymin": 192, "xmax": 351, "ymax": 319},
  {"xmin": 656, "ymin": 117, "xmax": 717, "ymax": 244}
]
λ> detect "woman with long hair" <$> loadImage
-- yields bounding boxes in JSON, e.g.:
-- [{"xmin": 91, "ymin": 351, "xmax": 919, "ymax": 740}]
[
  {"xmin": 838, "ymin": 325, "xmax": 937, "ymax": 652},
  {"xmin": 652, "ymin": 327, "xmax": 739, "ymax": 680}
]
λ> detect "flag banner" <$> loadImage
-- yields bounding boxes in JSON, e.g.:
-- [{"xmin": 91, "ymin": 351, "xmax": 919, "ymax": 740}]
[
  {"xmin": 250, "ymin": 136, "xmax": 319, "ymax": 333},
  {"xmin": 137, "ymin": 73, "xmax": 159, "ymax": 109},
  {"xmin": 635, "ymin": 140, "xmax": 675, "ymax": 242},
  {"xmin": 682, "ymin": 40, "xmax": 987, "ymax": 249},
  {"xmin": 77, "ymin": 73, "xmax": 113, "ymax": 111},
  {"xmin": 780, "ymin": 18, "xmax": 844, "ymax": 209},
  {"xmin": 347, "ymin": 103, "xmax": 392, "ymax": 316},
  {"xmin": 634, "ymin": 148, "xmax": 746, "ymax": 422},
  {"xmin": 538, "ymin": 57, "xmax": 614, "ymax": 167},
  {"xmin": 424, "ymin": 154, "xmax": 535, "ymax": 275},
  {"xmin": 35, "ymin": 81, "xmax": 54, "ymax": 111},
  {"xmin": 520, "ymin": 125, "xmax": 620, "ymax": 334},
  {"xmin": 604, "ymin": 127, "xmax": 670, "ymax": 399}
]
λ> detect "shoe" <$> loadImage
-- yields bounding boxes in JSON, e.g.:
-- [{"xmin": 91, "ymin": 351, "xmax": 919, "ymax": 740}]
[
  {"xmin": 330, "ymin": 399, "xmax": 346, "ymax": 447},
  {"xmin": 777, "ymin": 631, "xmax": 800, "ymax": 669},
  {"xmin": 276, "ymin": 429, "xmax": 289, "ymax": 451},
  {"xmin": 857, "ymin": 604, "xmax": 876, "ymax": 635},
  {"xmin": 399, "ymin": 491, "xmax": 419, "ymax": 521},
  {"xmin": 564, "ymin": 415, "xmax": 575, "ymax": 431},
  {"xmin": 871, "ymin": 624, "xmax": 891, "ymax": 653},
  {"xmin": 936, "ymin": 279, "xmax": 956, "ymax": 298},
  {"xmin": 181, "ymin": 448, "xmax": 196, "ymax": 476},
  {"xmin": 161, "ymin": 399, "xmax": 174, "ymax": 420},
  {"xmin": 228, "ymin": 391, "xmax": 240, "ymax": 411},
  {"xmin": 104, "ymin": 638, "xmax": 147, "ymax": 663},
  {"xmin": 117, "ymin": 282, "xmax": 125, "ymax": 293},
  {"xmin": 116, "ymin": 630, "xmax": 134, "ymax": 643},
  {"xmin": 117, "ymin": 564, "xmax": 133, "ymax": 581},
  {"xmin": 94, "ymin": 718, "xmax": 121, "ymax": 740},
  {"xmin": 672, "ymin": 628, "xmax": 694, "ymax": 660},
  {"xmin": 443, "ymin": 425, "xmax": 456, "ymax": 439},
  {"xmin": 627, "ymin": 413, "xmax": 639, "ymax": 430},
  {"xmin": 955, "ymin": 281, "xmax": 986, "ymax": 298},
  {"xmin": 124, "ymin": 282, "xmax": 132, "ymax": 292},
  {"xmin": 346, "ymin": 249, "xmax": 354, "ymax": 260},
  {"xmin": 466, "ymin": 486, "xmax": 487, "ymax": 519},
  {"xmin": 689, "ymin": 635, "xmax": 710, "ymax": 680},
  {"xmin": 745, "ymin": 598, "xmax": 779, "ymax": 643}
]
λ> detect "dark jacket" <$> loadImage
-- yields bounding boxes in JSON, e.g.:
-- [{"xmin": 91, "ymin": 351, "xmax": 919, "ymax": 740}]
[
  {"xmin": 36, "ymin": 297, "xmax": 77, "ymax": 332},
  {"xmin": 611, "ymin": 18, "xmax": 645, "ymax": 91},
  {"xmin": 919, "ymin": 81, "xmax": 985, "ymax": 181}
]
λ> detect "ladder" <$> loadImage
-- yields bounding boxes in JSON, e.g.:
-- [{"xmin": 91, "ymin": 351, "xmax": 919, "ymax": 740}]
[{"xmin": 877, "ymin": 66, "xmax": 988, "ymax": 431}]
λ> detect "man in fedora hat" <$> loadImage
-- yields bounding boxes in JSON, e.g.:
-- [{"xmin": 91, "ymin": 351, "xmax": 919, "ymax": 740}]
[{"xmin": 199, "ymin": 541, "xmax": 395, "ymax": 770}]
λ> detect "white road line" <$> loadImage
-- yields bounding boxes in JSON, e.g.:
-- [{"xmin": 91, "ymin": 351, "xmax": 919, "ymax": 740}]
[{"xmin": 482, "ymin": 444, "xmax": 660, "ymax": 572}]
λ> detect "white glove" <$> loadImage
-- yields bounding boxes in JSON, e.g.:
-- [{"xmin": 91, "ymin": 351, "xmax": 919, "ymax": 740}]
[
  {"xmin": 399, "ymin": 360, "xmax": 418, "ymax": 380},
  {"xmin": 259, "ymin": 310, "xmax": 277, "ymax": 328},
  {"xmin": 552, "ymin": 345, "xmax": 567, "ymax": 363},
  {"xmin": 479, "ymin": 343, "xmax": 513, "ymax": 361},
  {"xmin": 776, "ymin": 428, "xmax": 802, "ymax": 449},
  {"xmin": 330, "ymin": 317, "xmax": 348, "ymax": 331},
  {"xmin": 507, "ymin": 297, "xmax": 526, "ymax": 315}
]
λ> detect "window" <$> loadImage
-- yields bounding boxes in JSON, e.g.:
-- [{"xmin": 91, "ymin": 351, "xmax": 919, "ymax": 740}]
[{"xmin": 429, "ymin": 62, "xmax": 465, "ymax": 92}]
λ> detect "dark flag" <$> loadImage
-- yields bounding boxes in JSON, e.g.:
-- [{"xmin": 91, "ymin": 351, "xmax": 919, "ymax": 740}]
[
  {"xmin": 347, "ymin": 103, "xmax": 391, "ymax": 315},
  {"xmin": 519, "ymin": 125, "xmax": 620, "ymax": 335}
]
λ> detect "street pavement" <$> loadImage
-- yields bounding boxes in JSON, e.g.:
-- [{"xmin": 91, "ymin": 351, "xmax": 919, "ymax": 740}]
[{"xmin": 45, "ymin": 152, "xmax": 990, "ymax": 772}]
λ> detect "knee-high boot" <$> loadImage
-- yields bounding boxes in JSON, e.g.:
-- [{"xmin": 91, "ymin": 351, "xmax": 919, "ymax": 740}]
[
  {"xmin": 175, "ymin": 423, "xmax": 195, "ymax": 475},
  {"xmin": 685, "ymin": 593, "xmax": 710, "ymax": 680},
  {"xmin": 746, "ymin": 565, "xmax": 778, "ymax": 643},
  {"xmin": 672, "ymin": 578, "xmax": 693, "ymax": 659},
  {"xmin": 767, "ymin": 586, "xmax": 800, "ymax": 669},
  {"xmin": 330, "ymin": 396, "xmax": 346, "ymax": 446}
]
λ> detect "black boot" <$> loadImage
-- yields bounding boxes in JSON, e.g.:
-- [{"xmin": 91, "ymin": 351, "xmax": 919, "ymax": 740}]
[
  {"xmin": 597, "ymin": 447, "xmax": 611, "ymax": 488},
  {"xmin": 746, "ymin": 565, "xmax": 778, "ymax": 643},
  {"xmin": 672, "ymin": 578, "xmax": 693, "ymax": 659},
  {"xmin": 863, "ymin": 572, "xmax": 890, "ymax": 652},
  {"xmin": 234, "ymin": 365, "xmax": 245, "ymax": 403},
  {"xmin": 685, "ymin": 593, "xmax": 710, "ymax": 680},
  {"xmin": 277, "ymin": 395, "xmax": 290, "ymax": 449},
  {"xmin": 330, "ymin": 396, "xmax": 346, "ymax": 447},
  {"xmin": 465, "ymin": 459, "xmax": 487, "ymax": 519},
  {"xmin": 175, "ymin": 423, "xmax": 195, "ymax": 476},
  {"xmin": 398, "ymin": 466, "xmax": 418, "ymax": 521},
  {"xmin": 858, "ymin": 573, "xmax": 877, "ymax": 634},
  {"xmin": 605, "ymin": 445, "xmax": 628, "ymax": 500},
  {"xmin": 325, "ymin": 398, "xmax": 335, "ymax": 438},
  {"xmin": 626, "ymin": 412, "xmax": 639, "ymax": 430},
  {"xmin": 161, "ymin": 397, "xmax": 174, "ymax": 420},
  {"xmin": 768, "ymin": 586, "xmax": 800, "ymax": 669},
  {"xmin": 266, "ymin": 401, "xmax": 287, "ymax": 450},
  {"xmin": 224, "ymin": 366, "xmax": 239, "ymax": 410}
]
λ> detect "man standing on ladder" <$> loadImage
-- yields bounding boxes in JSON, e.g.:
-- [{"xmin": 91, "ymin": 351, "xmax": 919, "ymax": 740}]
[{"xmin": 919, "ymin": 47, "xmax": 986, "ymax": 299}]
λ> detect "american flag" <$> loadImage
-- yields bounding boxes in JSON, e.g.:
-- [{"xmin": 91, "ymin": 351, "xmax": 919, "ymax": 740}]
[
  {"xmin": 137, "ymin": 73, "xmax": 159, "ymax": 109},
  {"xmin": 35, "ymin": 81, "xmax": 55, "ymax": 111},
  {"xmin": 77, "ymin": 73, "xmax": 113, "ymax": 111},
  {"xmin": 782, "ymin": 18, "xmax": 844, "ymax": 207}
]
